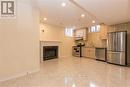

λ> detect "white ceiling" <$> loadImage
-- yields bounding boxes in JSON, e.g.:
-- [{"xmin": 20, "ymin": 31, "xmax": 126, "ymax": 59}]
[
  {"xmin": 38, "ymin": 0, "xmax": 130, "ymax": 28},
  {"xmin": 75, "ymin": 0, "xmax": 130, "ymax": 25}
]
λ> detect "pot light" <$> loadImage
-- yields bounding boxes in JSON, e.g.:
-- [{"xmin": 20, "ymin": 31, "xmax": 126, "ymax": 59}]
[
  {"xmin": 81, "ymin": 14, "xmax": 85, "ymax": 18},
  {"xmin": 61, "ymin": 2, "xmax": 66, "ymax": 7},
  {"xmin": 92, "ymin": 20, "xmax": 95, "ymax": 23},
  {"xmin": 43, "ymin": 17, "xmax": 47, "ymax": 21}
]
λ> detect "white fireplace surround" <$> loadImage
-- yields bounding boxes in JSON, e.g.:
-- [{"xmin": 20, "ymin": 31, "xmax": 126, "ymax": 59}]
[{"xmin": 40, "ymin": 41, "xmax": 61, "ymax": 61}]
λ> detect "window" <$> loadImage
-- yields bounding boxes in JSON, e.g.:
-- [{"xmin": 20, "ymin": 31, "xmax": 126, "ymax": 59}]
[
  {"xmin": 89, "ymin": 25, "xmax": 100, "ymax": 33},
  {"xmin": 65, "ymin": 27, "xmax": 74, "ymax": 37}
]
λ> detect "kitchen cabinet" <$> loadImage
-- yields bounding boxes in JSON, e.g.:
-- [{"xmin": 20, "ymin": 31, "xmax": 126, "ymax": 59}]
[
  {"xmin": 82, "ymin": 47, "xmax": 87, "ymax": 57},
  {"xmin": 82, "ymin": 47, "xmax": 96, "ymax": 59},
  {"xmin": 74, "ymin": 28, "xmax": 87, "ymax": 41}
]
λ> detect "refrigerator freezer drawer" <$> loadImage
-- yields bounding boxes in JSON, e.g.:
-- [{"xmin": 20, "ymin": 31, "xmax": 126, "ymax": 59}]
[{"xmin": 107, "ymin": 52, "xmax": 126, "ymax": 65}]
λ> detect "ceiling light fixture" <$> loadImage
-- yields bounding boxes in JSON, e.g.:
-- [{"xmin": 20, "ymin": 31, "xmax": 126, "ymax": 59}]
[
  {"xmin": 81, "ymin": 14, "xmax": 85, "ymax": 18},
  {"xmin": 43, "ymin": 17, "xmax": 47, "ymax": 21},
  {"xmin": 92, "ymin": 20, "xmax": 95, "ymax": 23},
  {"xmin": 61, "ymin": 2, "xmax": 66, "ymax": 7}
]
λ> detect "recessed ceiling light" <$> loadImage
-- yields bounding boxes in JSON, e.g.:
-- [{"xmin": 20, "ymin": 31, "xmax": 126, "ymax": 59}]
[
  {"xmin": 43, "ymin": 18, "xmax": 47, "ymax": 21},
  {"xmin": 61, "ymin": 2, "xmax": 66, "ymax": 7},
  {"xmin": 81, "ymin": 14, "xmax": 85, "ymax": 18},
  {"xmin": 92, "ymin": 20, "xmax": 95, "ymax": 23}
]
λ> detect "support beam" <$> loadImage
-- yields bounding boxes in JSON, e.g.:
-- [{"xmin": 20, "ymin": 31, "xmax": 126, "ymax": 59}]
[{"xmin": 69, "ymin": 0, "xmax": 101, "ymax": 23}]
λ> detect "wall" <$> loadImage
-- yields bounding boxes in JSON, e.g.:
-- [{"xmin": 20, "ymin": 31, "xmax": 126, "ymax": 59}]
[
  {"xmin": 87, "ymin": 24, "xmax": 108, "ymax": 47},
  {"xmin": 60, "ymin": 30, "xmax": 75, "ymax": 57},
  {"xmin": 40, "ymin": 23, "xmax": 63, "ymax": 41},
  {"xmin": 127, "ymin": 0, "xmax": 130, "ymax": 20},
  {"xmin": 40, "ymin": 23, "xmax": 74, "ymax": 58},
  {"xmin": 87, "ymin": 32, "xmax": 102, "ymax": 47},
  {"xmin": 0, "ymin": 0, "xmax": 40, "ymax": 81}
]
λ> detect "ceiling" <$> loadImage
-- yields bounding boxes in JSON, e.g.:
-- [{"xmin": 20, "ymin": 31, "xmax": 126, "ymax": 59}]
[{"xmin": 38, "ymin": 0, "xmax": 130, "ymax": 28}]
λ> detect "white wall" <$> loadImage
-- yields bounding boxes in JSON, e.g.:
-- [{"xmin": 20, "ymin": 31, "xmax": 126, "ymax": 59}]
[
  {"xmin": 60, "ymin": 29, "xmax": 75, "ymax": 58},
  {"xmin": 40, "ymin": 24, "xmax": 63, "ymax": 41},
  {"xmin": 0, "ymin": 0, "xmax": 40, "ymax": 81},
  {"xmin": 40, "ymin": 23, "xmax": 74, "ymax": 58}
]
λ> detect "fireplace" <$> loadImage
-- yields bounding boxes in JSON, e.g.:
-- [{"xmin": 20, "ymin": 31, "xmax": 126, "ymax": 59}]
[{"xmin": 43, "ymin": 46, "xmax": 58, "ymax": 61}]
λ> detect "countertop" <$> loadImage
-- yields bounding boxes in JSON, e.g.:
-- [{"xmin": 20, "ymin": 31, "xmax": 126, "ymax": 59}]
[
  {"xmin": 95, "ymin": 47, "xmax": 107, "ymax": 49},
  {"xmin": 83, "ymin": 46, "xmax": 107, "ymax": 49}
]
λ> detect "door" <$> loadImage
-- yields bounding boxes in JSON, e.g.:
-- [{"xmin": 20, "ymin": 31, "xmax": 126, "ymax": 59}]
[
  {"xmin": 107, "ymin": 51, "xmax": 126, "ymax": 65},
  {"xmin": 116, "ymin": 32, "xmax": 126, "ymax": 52},
  {"xmin": 107, "ymin": 33, "xmax": 115, "ymax": 51}
]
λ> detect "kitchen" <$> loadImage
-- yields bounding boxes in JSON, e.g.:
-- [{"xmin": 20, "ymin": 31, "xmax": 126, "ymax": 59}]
[
  {"xmin": 1, "ymin": 0, "xmax": 130, "ymax": 87},
  {"xmin": 39, "ymin": 0, "xmax": 130, "ymax": 67},
  {"xmin": 73, "ymin": 22, "xmax": 130, "ymax": 66}
]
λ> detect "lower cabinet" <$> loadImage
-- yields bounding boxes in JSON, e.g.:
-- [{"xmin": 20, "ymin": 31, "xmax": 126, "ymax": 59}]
[{"xmin": 82, "ymin": 47, "xmax": 96, "ymax": 59}]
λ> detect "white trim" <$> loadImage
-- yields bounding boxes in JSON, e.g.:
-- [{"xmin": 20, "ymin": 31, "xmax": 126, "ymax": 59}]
[
  {"xmin": 27, "ymin": 68, "xmax": 40, "ymax": 74},
  {"xmin": 0, "ymin": 68, "xmax": 40, "ymax": 82},
  {"xmin": 40, "ymin": 41, "xmax": 61, "ymax": 61}
]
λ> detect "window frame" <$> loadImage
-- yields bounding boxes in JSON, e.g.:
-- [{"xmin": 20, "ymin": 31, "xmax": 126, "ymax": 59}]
[
  {"xmin": 89, "ymin": 25, "xmax": 100, "ymax": 33},
  {"xmin": 65, "ymin": 28, "xmax": 74, "ymax": 37}
]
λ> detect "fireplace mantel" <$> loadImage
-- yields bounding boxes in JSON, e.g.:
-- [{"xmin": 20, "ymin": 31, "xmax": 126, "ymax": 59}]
[
  {"xmin": 40, "ymin": 41, "xmax": 61, "ymax": 46},
  {"xmin": 40, "ymin": 41, "xmax": 62, "ymax": 43}
]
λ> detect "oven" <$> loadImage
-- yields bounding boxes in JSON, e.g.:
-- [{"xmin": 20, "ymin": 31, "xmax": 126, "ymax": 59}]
[{"xmin": 72, "ymin": 46, "xmax": 82, "ymax": 57}]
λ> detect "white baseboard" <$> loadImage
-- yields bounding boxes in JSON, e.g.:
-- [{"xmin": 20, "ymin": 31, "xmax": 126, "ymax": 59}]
[
  {"xmin": 0, "ymin": 68, "xmax": 40, "ymax": 82},
  {"xmin": 27, "ymin": 68, "xmax": 40, "ymax": 74}
]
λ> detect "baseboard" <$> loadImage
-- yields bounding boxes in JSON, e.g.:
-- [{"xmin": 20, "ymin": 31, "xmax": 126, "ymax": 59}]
[
  {"xmin": 0, "ymin": 68, "xmax": 40, "ymax": 82},
  {"xmin": 27, "ymin": 68, "xmax": 40, "ymax": 74}
]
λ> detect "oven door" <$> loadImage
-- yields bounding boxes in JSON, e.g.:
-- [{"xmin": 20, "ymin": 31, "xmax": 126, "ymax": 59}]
[{"xmin": 72, "ymin": 46, "xmax": 81, "ymax": 57}]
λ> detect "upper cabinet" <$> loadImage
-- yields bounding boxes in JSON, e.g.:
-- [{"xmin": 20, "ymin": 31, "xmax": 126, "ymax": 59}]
[{"xmin": 74, "ymin": 28, "xmax": 87, "ymax": 41}]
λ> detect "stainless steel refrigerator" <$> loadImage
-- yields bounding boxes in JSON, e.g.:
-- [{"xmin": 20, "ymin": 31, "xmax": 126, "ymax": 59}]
[{"xmin": 107, "ymin": 31, "xmax": 127, "ymax": 66}]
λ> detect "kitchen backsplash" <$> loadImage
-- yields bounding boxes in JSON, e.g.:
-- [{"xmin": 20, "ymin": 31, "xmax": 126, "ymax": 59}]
[{"xmin": 108, "ymin": 22, "xmax": 130, "ymax": 32}]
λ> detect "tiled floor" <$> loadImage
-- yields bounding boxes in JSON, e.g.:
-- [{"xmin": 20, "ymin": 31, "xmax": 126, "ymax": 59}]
[{"xmin": 0, "ymin": 57, "xmax": 130, "ymax": 87}]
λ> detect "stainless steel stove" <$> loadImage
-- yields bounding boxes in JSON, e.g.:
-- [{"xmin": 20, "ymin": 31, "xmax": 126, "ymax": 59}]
[{"xmin": 72, "ymin": 46, "xmax": 82, "ymax": 57}]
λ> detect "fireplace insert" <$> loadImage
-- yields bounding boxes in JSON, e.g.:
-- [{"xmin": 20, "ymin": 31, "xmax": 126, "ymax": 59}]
[{"xmin": 43, "ymin": 46, "xmax": 58, "ymax": 61}]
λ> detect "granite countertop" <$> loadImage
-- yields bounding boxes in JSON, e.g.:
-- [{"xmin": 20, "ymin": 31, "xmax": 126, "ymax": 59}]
[
  {"xmin": 83, "ymin": 46, "xmax": 95, "ymax": 48},
  {"xmin": 95, "ymin": 47, "xmax": 107, "ymax": 49},
  {"xmin": 83, "ymin": 46, "xmax": 107, "ymax": 49}
]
